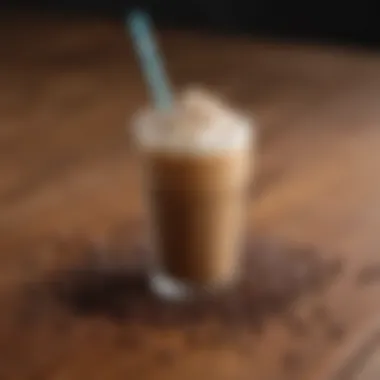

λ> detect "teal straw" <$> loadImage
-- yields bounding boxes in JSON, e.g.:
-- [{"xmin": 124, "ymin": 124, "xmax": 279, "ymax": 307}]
[{"xmin": 127, "ymin": 10, "xmax": 173, "ymax": 110}]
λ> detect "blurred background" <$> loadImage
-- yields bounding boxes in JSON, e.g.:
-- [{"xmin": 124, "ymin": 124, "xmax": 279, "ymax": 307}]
[
  {"xmin": 1, "ymin": 2, "xmax": 380, "ymax": 378},
  {"xmin": 1, "ymin": 0, "xmax": 380, "ymax": 238},
  {"xmin": 2, "ymin": 1, "xmax": 379, "ymax": 47}
]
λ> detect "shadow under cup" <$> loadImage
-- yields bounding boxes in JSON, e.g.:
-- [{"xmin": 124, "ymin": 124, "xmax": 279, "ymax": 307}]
[{"xmin": 133, "ymin": 108, "xmax": 255, "ymax": 300}]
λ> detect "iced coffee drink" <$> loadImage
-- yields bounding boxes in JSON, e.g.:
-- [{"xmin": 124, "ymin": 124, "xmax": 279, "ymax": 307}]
[{"xmin": 133, "ymin": 89, "xmax": 253, "ymax": 299}]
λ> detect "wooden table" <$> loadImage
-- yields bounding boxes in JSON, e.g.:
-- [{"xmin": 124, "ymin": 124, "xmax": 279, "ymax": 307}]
[{"xmin": 1, "ymin": 15, "xmax": 380, "ymax": 380}]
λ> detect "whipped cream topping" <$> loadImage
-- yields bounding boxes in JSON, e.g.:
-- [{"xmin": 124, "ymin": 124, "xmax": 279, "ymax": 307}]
[{"xmin": 133, "ymin": 88, "xmax": 253, "ymax": 154}]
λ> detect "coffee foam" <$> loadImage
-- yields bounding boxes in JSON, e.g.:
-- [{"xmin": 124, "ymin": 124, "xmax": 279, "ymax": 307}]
[{"xmin": 134, "ymin": 89, "xmax": 253, "ymax": 154}]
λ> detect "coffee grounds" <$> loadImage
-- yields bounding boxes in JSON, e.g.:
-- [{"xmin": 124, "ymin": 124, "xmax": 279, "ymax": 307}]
[
  {"xmin": 357, "ymin": 264, "xmax": 380, "ymax": 285},
  {"xmin": 15, "ymin": 285, "xmax": 50, "ymax": 328},
  {"xmin": 15, "ymin": 282, "xmax": 72, "ymax": 335},
  {"xmin": 42, "ymin": 233, "xmax": 343, "ymax": 338}
]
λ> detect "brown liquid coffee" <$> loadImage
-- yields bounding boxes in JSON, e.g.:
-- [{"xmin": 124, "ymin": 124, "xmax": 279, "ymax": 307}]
[
  {"xmin": 144, "ymin": 149, "xmax": 251, "ymax": 287},
  {"xmin": 133, "ymin": 89, "xmax": 253, "ymax": 293}
]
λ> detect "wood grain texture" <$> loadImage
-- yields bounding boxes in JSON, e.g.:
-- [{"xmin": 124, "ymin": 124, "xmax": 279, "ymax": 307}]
[{"xmin": 1, "ymin": 14, "xmax": 380, "ymax": 380}]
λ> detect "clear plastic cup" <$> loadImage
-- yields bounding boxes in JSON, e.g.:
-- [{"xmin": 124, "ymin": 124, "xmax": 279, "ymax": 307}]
[{"xmin": 132, "ymin": 90, "xmax": 254, "ymax": 300}]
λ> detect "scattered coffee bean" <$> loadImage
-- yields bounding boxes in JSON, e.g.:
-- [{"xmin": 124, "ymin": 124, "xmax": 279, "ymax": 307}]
[{"xmin": 39, "ymin": 232, "xmax": 343, "ymax": 340}]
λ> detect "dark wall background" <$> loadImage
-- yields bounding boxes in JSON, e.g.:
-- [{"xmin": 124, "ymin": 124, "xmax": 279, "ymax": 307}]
[{"xmin": 3, "ymin": 1, "xmax": 378, "ymax": 47}]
